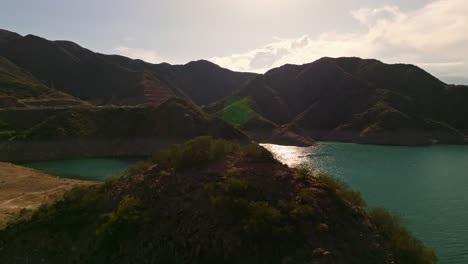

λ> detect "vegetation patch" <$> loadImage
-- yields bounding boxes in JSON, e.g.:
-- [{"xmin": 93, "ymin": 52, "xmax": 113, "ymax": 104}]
[
  {"xmin": 222, "ymin": 97, "xmax": 254, "ymax": 128},
  {"xmin": 314, "ymin": 171, "xmax": 437, "ymax": 263},
  {"xmin": 0, "ymin": 137, "xmax": 437, "ymax": 263},
  {"xmin": 370, "ymin": 208, "xmax": 437, "ymax": 264}
]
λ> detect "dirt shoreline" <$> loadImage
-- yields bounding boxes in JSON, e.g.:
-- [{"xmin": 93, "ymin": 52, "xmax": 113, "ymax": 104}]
[{"xmin": 0, "ymin": 162, "xmax": 97, "ymax": 223}]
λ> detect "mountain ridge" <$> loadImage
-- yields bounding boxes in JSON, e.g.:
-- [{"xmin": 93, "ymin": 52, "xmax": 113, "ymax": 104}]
[
  {"xmin": 214, "ymin": 56, "xmax": 468, "ymax": 145},
  {"xmin": 0, "ymin": 30, "xmax": 257, "ymax": 107},
  {"xmin": 1, "ymin": 29, "xmax": 467, "ymax": 146}
]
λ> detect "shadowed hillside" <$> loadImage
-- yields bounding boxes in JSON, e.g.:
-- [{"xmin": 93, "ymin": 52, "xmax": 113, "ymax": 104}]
[
  {"xmin": 0, "ymin": 99, "xmax": 248, "ymax": 161},
  {"xmin": 213, "ymin": 57, "xmax": 468, "ymax": 145},
  {"xmin": 210, "ymin": 96, "xmax": 315, "ymax": 146},
  {"xmin": 0, "ymin": 137, "xmax": 436, "ymax": 264},
  {"xmin": 0, "ymin": 56, "xmax": 87, "ymax": 108},
  {"xmin": 0, "ymin": 29, "xmax": 256, "ymax": 107},
  {"xmin": 1, "ymin": 29, "xmax": 466, "ymax": 146}
]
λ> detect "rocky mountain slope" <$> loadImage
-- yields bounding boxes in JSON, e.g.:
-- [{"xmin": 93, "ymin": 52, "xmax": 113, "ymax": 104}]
[{"xmin": 215, "ymin": 57, "xmax": 468, "ymax": 145}]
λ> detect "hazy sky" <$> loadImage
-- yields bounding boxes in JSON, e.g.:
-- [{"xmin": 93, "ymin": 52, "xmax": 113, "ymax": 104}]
[{"xmin": 1, "ymin": 0, "xmax": 467, "ymax": 83}]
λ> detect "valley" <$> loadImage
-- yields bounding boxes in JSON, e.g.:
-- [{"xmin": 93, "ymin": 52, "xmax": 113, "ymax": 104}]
[{"xmin": 1, "ymin": 28, "xmax": 467, "ymax": 263}]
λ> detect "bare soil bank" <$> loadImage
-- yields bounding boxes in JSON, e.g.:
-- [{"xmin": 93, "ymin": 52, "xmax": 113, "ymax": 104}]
[{"xmin": 0, "ymin": 162, "xmax": 96, "ymax": 223}]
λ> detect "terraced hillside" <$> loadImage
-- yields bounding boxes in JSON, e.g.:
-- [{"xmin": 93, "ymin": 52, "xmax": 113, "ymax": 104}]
[
  {"xmin": 0, "ymin": 56, "xmax": 87, "ymax": 108},
  {"xmin": 0, "ymin": 29, "xmax": 256, "ymax": 107}
]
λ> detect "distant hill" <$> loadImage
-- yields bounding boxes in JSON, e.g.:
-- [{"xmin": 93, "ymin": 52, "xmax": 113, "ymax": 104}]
[
  {"xmin": 210, "ymin": 96, "xmax": 315, "ymax": 146},
  {"xmin": 0, "ymin": 29, "xmax": 257, "ymax": 106},
  {"xmin": 0, "ymin": 56, "xmax": 87, "ymax": 108},
  {"xmin": 0, "ymin": 99, "xmax": 248, "ymax": 161},
  {"xmin": 214, "ymin": 57, "xmax": 468, "ymax": 145}
]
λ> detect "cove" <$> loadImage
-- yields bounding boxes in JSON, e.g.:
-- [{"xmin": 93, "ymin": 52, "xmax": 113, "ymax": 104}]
[
  {"xmin": 262, "ymin": 142, "xmax": 468, "ymax": 264},
  {"xmin": 22, "ymin": 158, "xmax": 141, "ymax": 181}
]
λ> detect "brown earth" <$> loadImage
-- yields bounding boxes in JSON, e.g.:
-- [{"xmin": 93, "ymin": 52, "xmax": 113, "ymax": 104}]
[{"xmin": 0, "ymin": 162, "xmax": 96, "ymax": 223}]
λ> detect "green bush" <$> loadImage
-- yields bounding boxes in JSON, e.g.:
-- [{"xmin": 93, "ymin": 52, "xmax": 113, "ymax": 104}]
[
  {"xmin": 225, "ymin": 177, "xmax": 250, "ymax": 196},
  {"xmin": 0, "ymin": 81, "xmax": 54, "ymax": 99},
  {"xmin": 103, "ymin": 175, "xmax": 121, "ymax": 188},
  {"xmin": 152, "ymin": 136, "xmax": 239, "ymax": 170},
  {"xmin": 316, "ymin": 223, "xmax": 329, "ymax": 233},
  {"xmin": 127, "ymin": 161, "xmax": 152, "ymax": 175},
  {"xmin": 151, "ymin": 136, "xmax": 269, "ymax": 171},
  {"xmin": 369, "ymin": 208, "xmax": 437, "ymax": 264},
  {"xmin": 1, "ymin": 208, "xmax": 35, "ymax": 230},
  {"xmin": 241, "ymin": 144, "xmax": 274, "ymax": 162},
  {"xmin": 96, "ymin": 195, "xmax": 144, "ymax": 237},
  {"xmin": 294, "ymin": 164, "xmax": 314, "ymax": 177},
  {"xmin": 152, "ymin": 145, "xmax": 181, "ymax": 169},
  {"xmin": 243, "ymin": 201, "xmax": 281, "ymax": 237},
  {"xmin": 318, "ymin": 174, "xmax": 366, "ymax": 208},
  {"xmin": 20, "ymin": 111, "xmax": 97, "ymax": 140}
]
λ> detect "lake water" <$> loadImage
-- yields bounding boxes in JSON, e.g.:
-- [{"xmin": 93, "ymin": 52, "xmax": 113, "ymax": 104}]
[
  {"xmin": 262, "ymin": 142, "xmax": 468, "ymax": 264},
  {"xmin": 23, "ymin": 158, "xmax": 140, "ymax": 181}
]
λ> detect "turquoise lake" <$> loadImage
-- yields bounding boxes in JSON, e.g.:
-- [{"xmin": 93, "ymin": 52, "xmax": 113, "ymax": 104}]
[
  {"xmin": 23, "ymin": 158, "xmax": 140, "ymax": 181},
  {"xmin": 262, "ymin": 142, "xmax": 468, "ymax": 264}
]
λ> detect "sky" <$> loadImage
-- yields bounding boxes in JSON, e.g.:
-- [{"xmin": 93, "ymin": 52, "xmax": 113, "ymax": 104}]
[{"xmin": 1, "ymin": 0, "xmax": 467, "ymax": 84}]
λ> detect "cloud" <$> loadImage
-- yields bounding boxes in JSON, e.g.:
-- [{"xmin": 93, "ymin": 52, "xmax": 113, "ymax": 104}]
[
  {"xmin": 211, "ymin": 0, "xmax": 468, "ymax": 82},
  {"xmin": 114, "ymin": 46, "xmax": 161, "ymax": 63}
]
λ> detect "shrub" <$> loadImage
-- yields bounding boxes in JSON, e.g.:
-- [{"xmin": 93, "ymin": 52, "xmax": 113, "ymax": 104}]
[
  {"xmin": 369, "ymin": 208, "xmax": 437, "ymax": 264},
  {"xmin": 289, "ymin": 204, "xmax": 315, "ymax": 220},
  {"xmin": 153, "ymin": 136, "xmax": 239, "ymax": 170},
  {"xmin": 225, "ymin": 177, "xmax": 250, "ymax": 196},
  {"xmin": 178, "ymin": 136, "xmax": 214, "ymax": 169},
  {"xmin": 243, "ymin": 201, "xmax": 281, "ymax": 237},
  {"xmin": 294, "ymin": 164, "xmax": 314, "ymax": 177},
  {"xmin": 241, "ymin": 144, "xmax": 274, "ymax": 162},
  {"xmin": 152, "ymin": 136, "xmax": 257, "ymax": 171},
  {"xmin": 1, "ymin": 208, "xmax": 35, "ymax": 230},
  {"xmin": 152, "ymin": 145, "xmax": 181, "ymax": 169},
  {"xmin": 159, "ymin": 170, "xmax": 172, "ymax": 178},
  {"xmin": 103, "ymin": 175, "xmax": 121, "ymax": 188},
  {"xmin": 318, "ymin": 174, "xmax": 366, "ymax": 208},
  {"xmin": 297, "ymin": 189, "xmax": 315, "ymax": 203},
  {"xmin": 317, "ymin": 223, "xmax": 329, "ymax": 233},
  {"xmin": 96, "ymin": 195, "xmax": 143, "ymax": 237},
  {"xmin": 126, "ymin": 161, "xmax": 152, "ymax": 175},
  {"xmin": 19, "ymin": 111, "xmax": 97, "ymax": 140}
]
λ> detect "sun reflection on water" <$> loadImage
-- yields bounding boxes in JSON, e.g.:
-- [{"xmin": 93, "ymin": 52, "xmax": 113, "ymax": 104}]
[{"xmin": 260, "ymin": 143, "xmax": 313, "ymax": 168}]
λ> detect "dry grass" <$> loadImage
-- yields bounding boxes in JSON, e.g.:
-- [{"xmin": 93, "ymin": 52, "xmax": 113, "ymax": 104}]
[{"xmin": 0, "ymin": 162, "xmax": 96, "ymax": 223}]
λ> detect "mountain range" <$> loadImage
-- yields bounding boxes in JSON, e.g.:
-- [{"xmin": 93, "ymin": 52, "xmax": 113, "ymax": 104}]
[
  {"xmin": 0, "ymin": 29, "xmax": 255, "ymax": 107},
  {"xmin": 1, "ymin": 28, "xmax": 467, "ymax": 146}
]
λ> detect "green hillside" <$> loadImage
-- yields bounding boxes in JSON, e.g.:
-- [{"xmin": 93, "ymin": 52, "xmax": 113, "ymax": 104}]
[
  {"xmin": 0, "ymin": 56, "xmax": 88, "ymax": 108},
  {"xmin": 215, "ymin": 97, "xmax": 315, "ymax": 146},
  {"xmin": 0, "ymin": 56, "xmax": 64, "ymax": 99}
]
